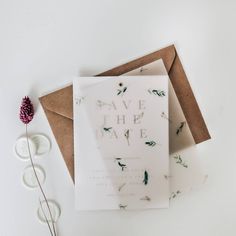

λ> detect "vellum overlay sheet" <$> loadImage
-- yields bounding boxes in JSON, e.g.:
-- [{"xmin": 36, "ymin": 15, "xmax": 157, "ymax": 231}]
[{"xmin": 73, "ymin": 76, "xmax": 169, "ymax": 210}]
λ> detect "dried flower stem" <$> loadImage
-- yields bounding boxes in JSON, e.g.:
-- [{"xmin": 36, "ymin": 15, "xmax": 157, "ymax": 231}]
[
  {"xmin": 39, "ymin": 199, "xmax": 54, "ymax": 236},
  {"xmin": 25, "ymin": 124, "xmax": 57, "ymax": 236}
]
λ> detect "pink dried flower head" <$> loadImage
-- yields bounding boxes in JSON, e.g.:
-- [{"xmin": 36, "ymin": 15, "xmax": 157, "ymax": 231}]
[{"xmin": 19, "ymin": 96, "xmax": 34, "ymax": 124}]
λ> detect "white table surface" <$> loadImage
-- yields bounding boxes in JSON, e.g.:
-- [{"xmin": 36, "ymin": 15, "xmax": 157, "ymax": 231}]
[{"xmin": 0, "ymin": 0, "xmax": 235, "ymax": 235}]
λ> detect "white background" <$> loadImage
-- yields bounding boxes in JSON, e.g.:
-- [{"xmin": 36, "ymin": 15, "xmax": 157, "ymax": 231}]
[{"xmin": 0, "ymin": 0, "xmax": 235, "ymax": 235}]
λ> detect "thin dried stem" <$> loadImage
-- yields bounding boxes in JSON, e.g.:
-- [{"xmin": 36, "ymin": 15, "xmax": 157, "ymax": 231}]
[
  {"xmin": 25, "ymin": 124, "xmax": 57, "ymax": 236},
  {"xmin": 39, "ymin": 198, "xmax": 54, "ymax": 236}
]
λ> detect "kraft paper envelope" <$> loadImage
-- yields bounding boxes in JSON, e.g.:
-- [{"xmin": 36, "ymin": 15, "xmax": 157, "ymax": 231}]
[{"xmin": 39, "ymin": 45, "xmax": 210, "ymax": 181}]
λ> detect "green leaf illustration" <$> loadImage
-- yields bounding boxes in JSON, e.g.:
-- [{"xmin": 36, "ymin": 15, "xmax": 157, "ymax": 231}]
[
  {"xmin": 119, "ymin": 204, "xmax": 127, "ymax": 210},
  {"xmin": 118, "ymin": 183, "xmax": 126, "ymax": 192},
  {"xmin": 145, "ymin": 141, "xmax": 156, "ymax": 147},
  {"xmin": 75, "ymin": 96, "xmax": 85, "ymax": 105},
  {"xmin": 117, "ymin": 86, "xmax": 127, "ymax": 96},
  {"xmin": 124, "ymin": 129, "xmax": 130, "ymax": 146},
  {"xmin": 176, "ymin": 121, "xmax": 186, "ymax": 135},
  {"xmin": 140, "ymin": 196, "xmax": 151, "ymax": 201},
  {"xmin": 143, "ymin": 170, "xmax": 149, "ymax": 185},
  {"xmin": 148, "ymin": 89, "xmax": 166, "ymax": 97},
  {"xmin": 118, "ymin": 161, "xmax": 127, "ymax": 171},
  {"xmin": 169, "ymin": 190, "xmax": 181, "ymax": 200},
  {"xmin": 172, "ymin": 155, "xmax": 188, "ymax": 168},
  {"xmin": 103, "ymin": 127, "xmax": 112, "ymax": 132},
  {"xmin": 161, "ymin": 111, "xmax": 172, "ymax": 123}
]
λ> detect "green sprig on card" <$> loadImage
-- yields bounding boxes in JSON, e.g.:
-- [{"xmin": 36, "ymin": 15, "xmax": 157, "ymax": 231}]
[
  {"xmin": 119, "ymin": 204, "xmax": 127, "ymax": 210},
  {"xmin": 169, "ymin": 190, "xmax": 181, "ymax": 200},
  {"xmin": 124, "ymin": 129, "xmax": 130, "ymax": 146},
  {"xmin": 118, "ymin": 183, "xmax": 126, "ymax": 192},
  {"xmin": 176, "ymin": 121, "xmax": 186, "ymax": 135},
  {"xmin": 148, "ymin": 89, "xmax": 165, "ymax": 97},
  {"xmin": 117, "ymin": 85, "xmax": 127, "ymax": 96},
  {"xmin": 114, "ymin": 158, "xmax": 127, "ymax": 171},
  {"xmin": 117, "ymin": 161, "xmax": 126, "ymax": 171},
  {"xmin": 140, "ymin": 196, "xmax": 151, "ymax": 201},
  {"xmin": 75, "ymin": 96, "xmax": 85, "ymax": 105},
  {"xmin": 173, "ymin": 155, "xmax": 188, "ymax": 168},
  {"xmin": 103, "ymin": 127, "xmax": 112, "ymax": 132},
  {"xmin": 145, "ymin": 141, "xmax": 156, "ymax": 147},
  {"xmin": 143, "ymin": 170, "xmax": 149, "ymax": 185}
]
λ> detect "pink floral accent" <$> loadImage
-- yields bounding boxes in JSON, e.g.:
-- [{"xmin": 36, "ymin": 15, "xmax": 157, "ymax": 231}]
[{"xmin": 19, "ymin": 96, "xmax": 34, "ymax": 124}]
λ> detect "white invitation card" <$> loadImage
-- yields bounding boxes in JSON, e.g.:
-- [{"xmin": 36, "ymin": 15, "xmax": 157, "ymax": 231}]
[{"xmin": 73, "ymin": 75, "xmax": 169, "ymax": 210}]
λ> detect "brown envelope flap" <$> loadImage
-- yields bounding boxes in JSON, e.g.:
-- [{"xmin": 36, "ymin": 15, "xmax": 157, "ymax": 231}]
[
  {"xmin": 169, "ymin": 54, "xmax": 210, "ymax": 143},
  {"xmin": 40, "ymin": 85, "xmax": 73, "ymax": 120},
  {"xmin": 98, "ymin": 45, "xmax": 176, "ymax": 76},
  {"xmin": 40, "ymin": 105, "xmax": 74, "ymax": 180}
]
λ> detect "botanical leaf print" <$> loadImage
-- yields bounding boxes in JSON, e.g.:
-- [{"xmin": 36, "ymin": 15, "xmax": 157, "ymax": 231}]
[
  {"xmin": 140, "ymin": 196, "xmax": 151, "ymax": 201},
  {"xmin": 176, "ymin": 121, "xmax": 186, "ymax": 135},
  {"xmin": 172, "ymin": 155, "xmax": 188, "ymax": 168},
  {"xmin": 169, "ymin": 190, "xmax": 181, "ymax": 200},
  {"xmin": 148, "ymin": 89, "xmax": 165, "ymax": 97},
  {"xmin": 145, "ymin": 141, "xmax": 156, "ymax": 147},
  {"xmin": 117, "ymin": 83, "xmax": 127, "ymax": 96},
  {"xmin": 143, "ymin": 170, "xmax": 149, "ymax": 185},
  {"xmin": 103, "ymin": 127, "xmax": 112, "ymax": 132}
]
